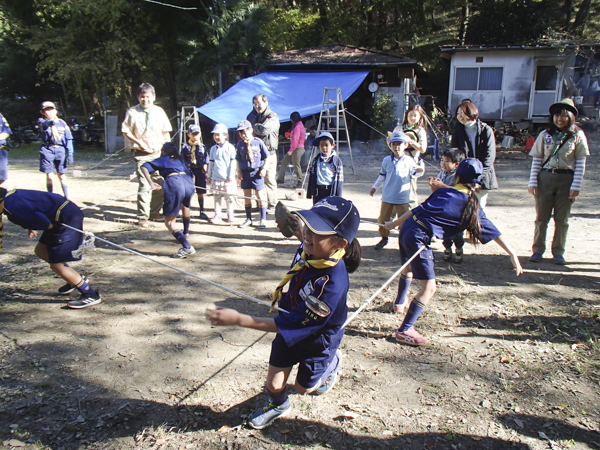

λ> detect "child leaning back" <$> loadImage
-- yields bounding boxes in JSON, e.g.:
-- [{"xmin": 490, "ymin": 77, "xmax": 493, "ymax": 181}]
[
  {"xmin": 385, "ymin": 159, "xmax": 523, "ymax": 346},
  {"xmin": 206, "ymin": 196, "xmax": 362, "ymax": 429},
  {"xmin": 370, "ymin": 130, "xmax": 423, "ymax": 251}
]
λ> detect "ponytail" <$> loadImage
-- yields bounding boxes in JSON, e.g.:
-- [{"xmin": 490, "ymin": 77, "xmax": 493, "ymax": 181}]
[
  {"xmin": 459, "ymin": 182, "xmax": 482, "ymax": 244},
  {"xmin": 342, "ymin": 238, "xmax": 362, "ymax": 273}
]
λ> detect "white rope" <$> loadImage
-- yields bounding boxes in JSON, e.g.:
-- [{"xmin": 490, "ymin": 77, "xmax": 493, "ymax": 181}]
[
  {"xmin": 71, "ymin": 231, "xmax": 96, "ymax": 258},
  {"xmin": 140, "ymin": 0, "xmax": 197, "ymax": 10},
  {"xmin": 341, "ymin": 245, "xmax": 426, "ymax": 329},
  {"xmin": 61, "ymin": 223, "xmax": 289, "ymax": 314}
]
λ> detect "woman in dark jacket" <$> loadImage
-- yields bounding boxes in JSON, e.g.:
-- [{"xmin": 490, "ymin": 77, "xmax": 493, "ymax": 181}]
[{"xmin": 451, "ymin": 100, "xmax": 498, "ymax": 208}]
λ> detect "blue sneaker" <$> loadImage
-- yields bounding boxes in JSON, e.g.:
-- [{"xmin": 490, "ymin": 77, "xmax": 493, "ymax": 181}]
[
  {"xmin": 553, "ymin": 255, "xmax": 566, "ymax": 265},
  {"xmin": 316, "ymin": 349, "xmax": 342, "ymax": 395},
  {"xmin": 529, "ymin": 252, "xmax": 543, "ymax": 263},
  {"xmin": 248, "ymin": 399, "xmax": 291, "ymax": 429}
]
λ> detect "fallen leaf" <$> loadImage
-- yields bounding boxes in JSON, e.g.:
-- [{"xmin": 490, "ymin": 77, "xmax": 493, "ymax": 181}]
[
  {"xmin": 4, "ymin": 440, "xmax": 26, "ymax": 447},
  {"xmin": 471, "ymin": 436, "xmax": 483, "ymax": 441},
  {"xmin": 217, "ymin": 425, "xmax": 230, "ymax": 433},
  {"xmin": 382, "ymin": 430, "xmax": 393, "ymax": 436},
  {"xmin": 280, "ymin": 429, "xmax": 291, "ymax": 434}
]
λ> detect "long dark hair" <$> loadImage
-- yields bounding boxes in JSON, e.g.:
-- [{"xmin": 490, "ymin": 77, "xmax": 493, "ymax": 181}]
[
  {"xmin": 403, "ymin": 104, "xmax": 425, "ymax": 129},
  {"xmin": 457, "ymin": 175, "xmax": 482, "ymax": 244},
  {"xmin": 290, "ymin": 111, "xmax": 301, "ymax": 125},
  {"xmin": 547, "ymin": 109, "xmax": 578, "ymax": 135},
  {"xmin": 342, "ymin": 238, "xmax": 362, "ymax": 273}
]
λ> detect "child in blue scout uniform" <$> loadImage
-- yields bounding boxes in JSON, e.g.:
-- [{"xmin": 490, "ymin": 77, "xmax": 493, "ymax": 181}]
[
  {"xmin": 0, "ymin": 188, "xmax": 101, "ymax": 309},
  {"xmin": 369, "ymin": 130, "xmax": 423, "ymax": 252},
  {"xmin": 427, "ymin": 148, "xmax": 466, "ymax": 263},
  {"xmin": 306, "ymin": 132, "xmax": 344, "ymax": 204},
  {"xmin": 384, "ymin": 159, "xmax": 523, "ymax": 346},
  {"xmin": 141, "ymin": 143, "xmax": 196, "ymax": 258},
  {"xmin": 0, "ymin": 113, "xmax": 12, "ymax": 188},
  {"xmin": 235, "ymin": 120, "xmax": 269, "ymax": 229},
  {"xmin": 181, "ymin": 124, "xmax": 210, "ymax": 220},
  {"xmin": 208, "ymin": 123, "xmax": 237, "ymax": 223},
  {"xmin": 38, "ymin": 102, "xmax": 74, "ymax": 198},
  {"xmin": 206, "ymin": 196, "xmax": 362, "ymax": 429}
]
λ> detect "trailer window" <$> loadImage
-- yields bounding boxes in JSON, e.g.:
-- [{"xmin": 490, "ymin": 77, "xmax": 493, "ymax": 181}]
[{"xmin": 455, "ymin": 67, "xmax": 503, "ymax": 91}]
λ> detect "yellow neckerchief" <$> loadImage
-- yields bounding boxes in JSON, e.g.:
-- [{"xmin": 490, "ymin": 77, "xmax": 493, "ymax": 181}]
[
  {"xmin": 0, "ymin": 188, "xmax": 15, "ymax": 251},
  {"xmin": 188, "ymin": 138, "xmax": 197, "ymax": 165},
  {"xmin": 454, "ymin": 183, "xmax": 472, "ymax": 195},
  {"xmin": 51, "ymin": 123, "xmax": 61, "ymax": 142},
  {"xmin": 270, "ymin": 247, "xmax": 346, "ymax": 312}
]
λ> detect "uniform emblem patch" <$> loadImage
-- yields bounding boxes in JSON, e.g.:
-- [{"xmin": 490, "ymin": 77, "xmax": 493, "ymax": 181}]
[{"xmin": 304, "ymin": 295, "xmax": 331, "ymax": 318}]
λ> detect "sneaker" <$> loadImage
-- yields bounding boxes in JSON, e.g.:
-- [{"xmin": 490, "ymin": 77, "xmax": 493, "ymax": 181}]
[
  {"xmin": 239, "ymin": 219, "xmax": 253, "ymax": 228},
  {"xmin": 553, "ymin": 255, "xmax": 566, "ymax": 265},
  {"xmin": 374, "ymin": 238, "xmax": 388, "ymax": 250},
  {"xmin": 138, "ymin": 219, "xmax": 149, "ymax": 228},
  {"xmin": 454, "ymin": 248, "xmax": 463, "ymax": 264},
  {"xmin": 443, "ymin": 248, "xmax": 452, "ymax": 261},
  {"xmin": 530, "ymin": 252, "xmax": 543, "ymax": 263},
  {"xmin": 227, "ymin": 214, "xmax": 235, "ymax": 223},
  {"xmin": 184, "ymin": 232, "xmax": 190, "ymax": 238},
  {"xmin": 248, "ymin": 399, "xmax": 291, "ymax": 430},
  {"xmin": 266, "ymin": 208, "xmax": 275, "ymax": 215},
  {"xmin": 58, "ymin": 275, "xmax": 87, "ymax": 295},
  {"xmin": 199, "ymin": 212, "xmax": 210, "ymax": 220},
  {"xmin": 316, "ymin": 349, "xmax": 342, "ymax": 395},
  {"xmin": 210, "ymin": 215, "xmax": 222, "ymax": 224},
  {"xmin": 67, "ymin": 292, "xmax": 101, "ymax": 309},
  {"xmin": 258, "ymin": 219, "xmax": 267, "ymax": 229},
  {"xmin": 395, "ymin": 327, "xmax": 428, "ymax": 346},
  {"xmin": 172, "ymin": 246, "xmax": 196, "ymax": 258}
]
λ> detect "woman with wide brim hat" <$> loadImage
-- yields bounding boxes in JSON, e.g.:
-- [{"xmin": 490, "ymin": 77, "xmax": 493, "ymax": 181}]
[{"xmin": 526, "ymin": 98, "xmax": 590, "ymax": 265}]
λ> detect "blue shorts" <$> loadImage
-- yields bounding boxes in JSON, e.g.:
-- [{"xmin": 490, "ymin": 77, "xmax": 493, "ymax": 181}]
[
  {"xmin": 269, "ymin": 333, "xmax": 340, "ymax": 390},
  {"xmin": 0, "ymin": 148, "xmax": 8, "ymax": 180},
  {"xmin": 38, "ymin": 202, "xmax": 84, "ymax": 264},
  {"xmin": 399, "ymin": 218, "xmax": 435, "ymax": 280},
  {"xmin": 40, "ymin": 146, "xmax": 67, "ymax": 174},
  {"xmin": 162, "ymin": 175, "xmax": 195, "ymax": 216},
  {"xmin": 240, "ymin": 173, "xmax": 264, "ymax": 191},
  {"xmin": 191, "ymin": 167, "xmax": 207, "ymax": 191}
]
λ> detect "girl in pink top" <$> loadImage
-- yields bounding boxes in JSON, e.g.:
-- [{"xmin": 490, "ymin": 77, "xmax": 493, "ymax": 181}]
[{"xmin": 277, "ymin": 111, "xmax": 306, "ymax": 187}]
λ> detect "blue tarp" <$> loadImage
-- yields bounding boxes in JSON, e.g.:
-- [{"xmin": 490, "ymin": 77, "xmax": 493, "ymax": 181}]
[{"xmin": 197, "ymin": 71, "xmax": 369, "ymax": 128}]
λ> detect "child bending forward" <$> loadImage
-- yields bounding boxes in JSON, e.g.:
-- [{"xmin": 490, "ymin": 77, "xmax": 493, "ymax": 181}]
[{"xmin": 207, "ymin": 196, "xmax": 362, "ymax": 429}]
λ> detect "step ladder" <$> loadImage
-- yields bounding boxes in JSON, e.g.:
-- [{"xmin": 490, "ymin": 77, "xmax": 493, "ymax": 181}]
[
  {"xmin": 178, "ymin": 106, "xmax": 200, "ymax": 151},
  {"xmin": 315, "ymin": 87, "xmax": 355, "ymax": 174}
]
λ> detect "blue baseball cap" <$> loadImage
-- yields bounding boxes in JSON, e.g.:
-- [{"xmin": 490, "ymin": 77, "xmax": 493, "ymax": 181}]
[
  {"xmin": 295, "ymin": 196, "xmax": 360, "ymax": 243},
  {"xmin": 456, "ymin": 158, "xmax": 483, "ymax": 184},
  {"xmin": 389, "ymin": 130, "xmax": 409, "ymax": 143},
  {"xmin": 311, "ymin": 131, "xmax": 335, "ymax": 147},
  {"xmin": 211, "ymin": 123, "xmax": 228, "ymax": 135},
  {"xmin": 237, "ymin": 120, "xmax": 252, "ymax": 131},
  {"xmin": 188, "ymin": 124, "xmax": 201, "ymax": 134}
]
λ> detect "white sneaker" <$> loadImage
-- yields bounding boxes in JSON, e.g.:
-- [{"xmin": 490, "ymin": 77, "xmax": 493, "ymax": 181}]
[
  {"xmin": 172, "ymin": 246, "xmax": 196, "ymax": 258},
  {"xmin": 238, "ymin": 219, "xmax": 253, "ymax": 228}
]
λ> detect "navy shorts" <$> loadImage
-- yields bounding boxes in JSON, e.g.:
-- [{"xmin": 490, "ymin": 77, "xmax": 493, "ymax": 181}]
[
  {"xmin": 39, "ymin": 202, "xmax": 84, "ymax": 264},
  {"xmin": 0, "ymin": 148, "xmax": 7, "ymax": 179},
  {"xmin": 240, "ymin": 174, "xmax": 264, "ymax": 191},
  {"xmin": 269, "ymin": 333, "xmax": 340, "ymax": 390},
  {"xmin": 39, "ymin": 146, "xmax": 67, "ymax": 174},
  {"xmin": 399, "ymin": 218, "xmax": 435, "ymax": 280},
  {"xmin": 191, "ymin": 167, "xmax": 207, "ymax": 191},
  {"xmin": 162, "ymin": 175, "xmax": 195, "ymax": 216}
]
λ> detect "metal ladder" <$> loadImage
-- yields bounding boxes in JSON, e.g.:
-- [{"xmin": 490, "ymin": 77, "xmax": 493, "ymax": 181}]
[
  {"xmin": 178, "ymin": 106, "xmax": 201, "ymax": 151},
  {"xmin": 315, "ymin": 87, "xmax": 355, "ymax": 174}
]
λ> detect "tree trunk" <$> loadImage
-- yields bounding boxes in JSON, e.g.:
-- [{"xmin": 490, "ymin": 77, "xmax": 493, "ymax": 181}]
[
  {"xmin": 564, "ymin": 0, "xmax": 572, "ymax": 27},
  {"xmin": 459, "ymin": 0, "xmax": 469, "ymax": 45},
  {"xmin": 572, "ymin": 0, "xmax": 591, "ymax": 34}
]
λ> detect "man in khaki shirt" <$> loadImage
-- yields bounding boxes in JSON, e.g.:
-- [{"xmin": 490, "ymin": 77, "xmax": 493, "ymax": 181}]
[{"xmin": 122, "ymin": 83, "xmax": 172, "ymax": 227}]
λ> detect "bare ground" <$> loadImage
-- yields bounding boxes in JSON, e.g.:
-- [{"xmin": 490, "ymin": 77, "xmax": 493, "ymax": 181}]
[{"xmin": 1, "ymin": 139, "xmax": 599, "ymax": 450}]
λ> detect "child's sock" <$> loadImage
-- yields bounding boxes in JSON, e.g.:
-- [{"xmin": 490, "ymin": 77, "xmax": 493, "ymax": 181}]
[
  {"xmin": 198, "ymin": 195, "xmax": 204, "ymax": 213},
  {"xmin": 173, "ymin": 230, "xmax": 191, "ymax": 249},
  {"xmin": 260, "ymin": 207, "xmax": 266, "ymax": 221},
  {"xmin": 182, "ymin": 217, "xmax": 191, "ymax": 235},
  {"xmin": 394, "ymin": 274, "xmax": 412, "ymax": 306},
  {"xmin": 61, "ymin": 184, "xmax": 68, "ymax": 199},
  {"xmin": 214, "ymin": 202, "xmax": 222, "ymax": 218},
  {"xmin": 245, "ymin": 205, "xmax": 252, "ymax": 220},
  {"xmin": 267, "ymin": 386, "xmax": 288, "ymax": 406},
  {"xmin": 399, "ymin": 298, "xmax": 427, "ymax": 332},
  {"xmin": 76, "ymin": 278, "xmax": 98, "ymax": 297},
  {"xmin": 46, "ymin": 181, "xmax": 53, "ymax": 193}
]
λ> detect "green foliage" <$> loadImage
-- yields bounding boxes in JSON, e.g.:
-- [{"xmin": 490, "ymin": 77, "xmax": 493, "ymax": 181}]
[
  {"xmin": 263, "ymin": 7, "xmax": 320, "ymax": 52},
  {"xmin": 371, "ymin": 93, "xmax": 396, "ymax": 133}
]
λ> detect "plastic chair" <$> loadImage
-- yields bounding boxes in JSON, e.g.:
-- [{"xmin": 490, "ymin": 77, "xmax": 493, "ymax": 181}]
[{"xmin": 428, "ymin": 138, "xmax": 438, "ymax": 161}]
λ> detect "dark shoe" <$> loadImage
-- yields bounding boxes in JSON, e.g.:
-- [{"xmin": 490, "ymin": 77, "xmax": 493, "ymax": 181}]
[
  {"xmin": 199, "ymin": 212, "xmax": 210, "ymax": 220},
  {"xmin": 248, "ymin": 399, "xmax": 291, "ymax": 430},
  {"xmin": 67, "ymin": 292, "xmax": 101, "ymax": 309},
  {"xmin": 454, "ymin": 248, "xmax": 463, "ymax": 264},
  {"xmin": 316, "ymin": 349, "xmax": 342, "ymax": 395},
  {"xmin": 530, "ymin": 252, "xmax": 543, "ymax": 263},
  {"xmin": 58, "ymin": 275, "xmax": 87, "ymax": 295},
  {"xmin": 553, "ymin": 255, "xmax": 566, "ymax": 265},
  {"xmin": 374, "ymin": 238, "xmax": 388, "ymax": 250},
  {"xmin": 443, "ymin": 248, "xmax": 452, "ymax": 261}
]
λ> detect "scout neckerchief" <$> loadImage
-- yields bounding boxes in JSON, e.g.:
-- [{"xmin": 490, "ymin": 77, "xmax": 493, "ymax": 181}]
[
  {"xmin": 270, "ymin": 247, "xmax": 346, "ymax": 312},
  {"xmin": 454, "ymin": 183, "xmax": 472, "ymax": 196},
  {"xmin": 50, "ymin": 122, "xmax": 61, "ymax": 143},
  {"xmin": 0, "ymin": 188, "xmax": 15, "ymax": 251},
  {"xmin": 542, "ymin": 131, "xmax": 570, "ymax": 169},
  {"xmin": 142, "ymin": 105, "xmax": 153, "ymax": 133},
  {"xmin": 188, "ymin": 139, "xmax": 198, "ymax": 166}
]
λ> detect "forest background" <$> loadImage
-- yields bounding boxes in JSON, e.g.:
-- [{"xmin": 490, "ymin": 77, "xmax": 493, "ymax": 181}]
[{"xmin": 0, "ymin": 0, "xmax": 599, "ymax": 128}]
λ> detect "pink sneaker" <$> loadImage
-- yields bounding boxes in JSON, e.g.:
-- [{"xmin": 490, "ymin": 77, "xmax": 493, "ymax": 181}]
[
  {"xmin": 227, "ymin": 214, "xmax": 235, "ymax": 223},
  {"xmin": 210, "ymin": 215, "xmax": 222, "ymax": 224},
  {"xmin": 395, "ymin": 327, "xmax": 428, "ymax": 346}
]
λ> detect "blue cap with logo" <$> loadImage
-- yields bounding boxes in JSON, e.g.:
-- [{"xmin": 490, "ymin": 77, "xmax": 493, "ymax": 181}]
[
  {"xmin": 295, "ymin": 196, "xmax": 360, "ymax": 243},
  {"xmin": 456, "ymin": 158, "xmax": 483, "ymax": 184},
  {"xmin": 188, "ymin": 124, "xmax": 201, "ymax": 134},
  {"xmin": 237, "ymin": 120, "xmax": 252, "ymax": 131},
  {"xmin": 389, "ymin": 130, "xmax": 409, "ymax": 143},
  {"xmin": 311, "ymin": 131, "xmax": 335, "ymax": 147}
]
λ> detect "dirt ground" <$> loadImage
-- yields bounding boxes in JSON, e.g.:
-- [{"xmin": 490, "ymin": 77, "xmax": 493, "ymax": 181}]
[{"xmin": 1, "ymin": 137, "xmax": 599, "ymax": 450}]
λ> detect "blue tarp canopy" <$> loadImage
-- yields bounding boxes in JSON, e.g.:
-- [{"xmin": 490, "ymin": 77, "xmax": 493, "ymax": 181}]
[{"xmin": 197, "ymin": 71, "xmax": 369, "ymax": 128}]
